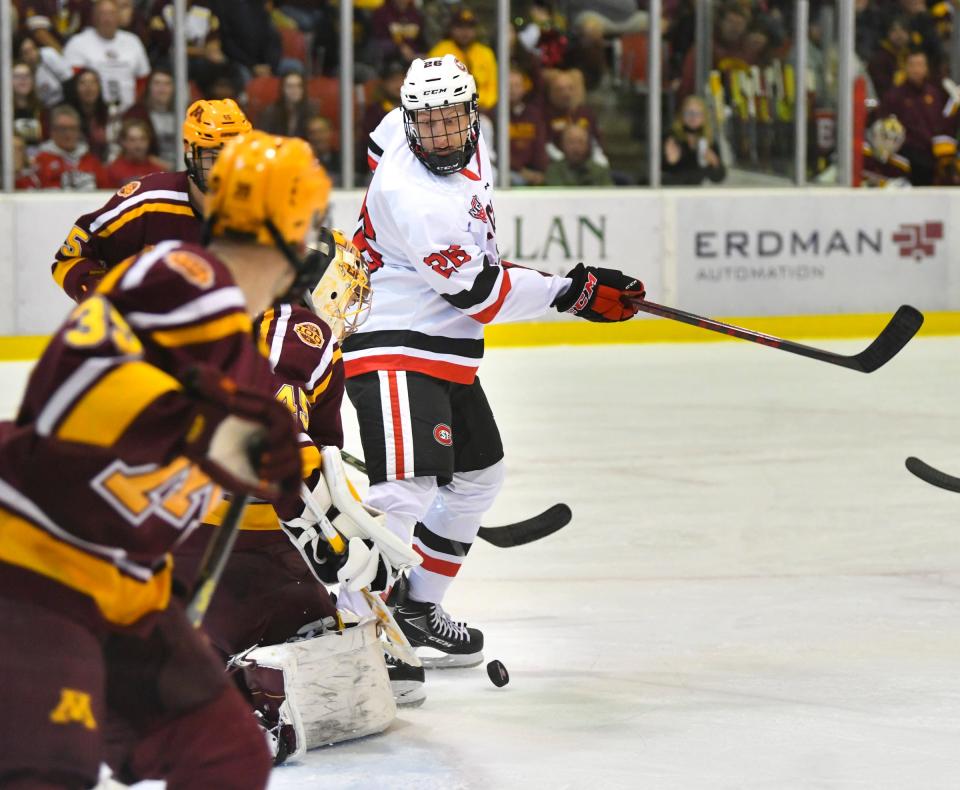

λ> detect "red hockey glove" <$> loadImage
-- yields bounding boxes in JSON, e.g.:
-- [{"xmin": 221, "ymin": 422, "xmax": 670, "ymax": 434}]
[
  {"xmin": 181, "ymin": 366, "xmax": 302, "ymax": 506},
  {"xmin": 554, "ymin": 263, "xmax": 645, "ymax": 322}
]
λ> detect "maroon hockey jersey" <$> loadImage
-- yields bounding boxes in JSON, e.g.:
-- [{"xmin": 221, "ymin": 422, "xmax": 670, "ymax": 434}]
[
  {"xmin": 204, "ymin": 303, "xmax": 345, "ymax": 546},
  {"xmin": 52, "ymin": 169, "xmax": 202, "ymax": 302},
  {"xmin": 0, "ymin": 240, "xmax": 271, "ymax": 630}
]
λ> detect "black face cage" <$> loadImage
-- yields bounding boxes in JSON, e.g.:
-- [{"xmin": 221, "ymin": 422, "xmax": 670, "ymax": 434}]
[
  {"xmin": 184, "ymin": 143, "xmax": 219, "ymax": 192},
  {"xmin": 402, "ymin": 99, "xmax": 480, "ymax": 176}
]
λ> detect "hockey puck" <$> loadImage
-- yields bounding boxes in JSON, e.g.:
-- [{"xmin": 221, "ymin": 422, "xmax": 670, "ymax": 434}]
[{"xmin": 486, "ymin": 659, "xmax": 509, "ymax": 687}]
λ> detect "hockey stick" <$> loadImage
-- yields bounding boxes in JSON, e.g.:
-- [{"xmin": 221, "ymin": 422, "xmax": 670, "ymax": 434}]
[
  {"xmin": 477, "ymin": 504, "xmax": 571, "ymax": 547},
  {"xmin": 186, "ymin": 493, "xmax": 250, "ymax": 628},
  {"xmin": 340, "ymin": 450, "xmax": 572, "ymax": 546},
  {"xmin": 905, "ymin": 456, "xmax": 960, "ymax": 493},
  {"xmin": 300, "ymin": 484, "xmax": 422, "ymax": 667},
  {"xmin": 625, "ymin": 298, "xmax": 924, "ymax": 373}
]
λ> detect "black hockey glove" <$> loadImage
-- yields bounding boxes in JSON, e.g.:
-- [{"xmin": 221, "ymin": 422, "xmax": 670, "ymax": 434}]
[
  {"xmin": 553, "ymin": 263, "xmax": 645, "ymax": 322},
  {"xmin": 280, "ymin": 518, "xmax": 347, "ymax": 585}
]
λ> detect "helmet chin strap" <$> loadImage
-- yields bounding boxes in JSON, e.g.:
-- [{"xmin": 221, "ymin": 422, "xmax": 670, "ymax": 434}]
[{"xmin": 266, "ymin": 220, "xmax": 332, "ymax": 304}]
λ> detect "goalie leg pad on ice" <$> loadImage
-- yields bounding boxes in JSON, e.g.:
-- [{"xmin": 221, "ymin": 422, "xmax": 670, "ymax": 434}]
[{"xmin": 235, "ymin": 620, "xmax": 395, "ymax": 760}]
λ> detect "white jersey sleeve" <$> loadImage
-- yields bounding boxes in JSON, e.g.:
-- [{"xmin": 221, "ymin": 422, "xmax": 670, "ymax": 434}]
[{"xmin": 387, "ymin": 187, "xmax": 570, "ymax": 325}]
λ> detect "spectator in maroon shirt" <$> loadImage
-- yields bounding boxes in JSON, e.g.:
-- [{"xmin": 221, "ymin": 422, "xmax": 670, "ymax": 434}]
[
  {"xmin": 507, "ymin": 66, "xmax": 548, "ymax": 185},
  {"xmin": 104, "ymin": 117, "xmax": 170, "ymax": 188},
  {"xmin": 369, "ymin": 0, "xmax": 425, "ymax": 68},
  {"xmin": 880, "ymin": 49, "xmax": 957, "ymax": 185},
  {"xmin": 869, "ymin": 16, "xmax": 911, "ymax": 103},
  {"xmin": 713, "ymin": 2, "xmax": 751, "ymax": 72}
]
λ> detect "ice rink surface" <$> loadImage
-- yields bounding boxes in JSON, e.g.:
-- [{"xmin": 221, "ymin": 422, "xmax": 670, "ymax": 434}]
[{"xmin": 4, "ymin": 335, "xmax": 960, "ymax": 790}]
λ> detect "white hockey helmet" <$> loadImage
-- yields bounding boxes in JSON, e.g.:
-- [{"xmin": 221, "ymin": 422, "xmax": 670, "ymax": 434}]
[{"xmin": 400, "ymin": 54, "xmax": 480, "ymax": 175}]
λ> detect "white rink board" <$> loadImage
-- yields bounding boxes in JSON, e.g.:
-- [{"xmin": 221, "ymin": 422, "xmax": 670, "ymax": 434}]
[
  {"xmin": 2, "ymin": 187, "xmax": 959, "ymax": 335},
  {"xmin": 670, "ymin": 189, "xmax": 959, "ymax": 316}
]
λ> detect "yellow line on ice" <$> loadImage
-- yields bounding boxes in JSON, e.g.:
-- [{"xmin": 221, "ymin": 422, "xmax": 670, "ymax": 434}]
[{"xmin": 1, "ymin": 311, "xmax": 959, "ymax": 359}]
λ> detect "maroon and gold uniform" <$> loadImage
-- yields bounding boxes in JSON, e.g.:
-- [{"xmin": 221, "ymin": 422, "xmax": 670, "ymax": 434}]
[
  {"xmin": 0, "ymin": 239, "xmax": 275, "ymax": 788},
  {"xmin": 861, "ymin": 141, "xmax": 912, "ymax": 186},
  {"xmin": 175, "ymin": 303, "xmax": 346, "ymax": 659},
  {"xmin": 52, "ymin": 170, "xmax": 202, "ymax": 302}
]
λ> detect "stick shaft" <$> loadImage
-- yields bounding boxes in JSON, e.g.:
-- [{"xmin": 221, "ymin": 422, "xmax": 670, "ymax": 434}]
[{"xmin": 186, "ymin": 494, "xmax": 249, "ymax": 627}]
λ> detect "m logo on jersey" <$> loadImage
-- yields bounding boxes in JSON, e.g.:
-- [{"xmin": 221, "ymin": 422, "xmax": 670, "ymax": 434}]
[
  {"xmin": 433, "ymin": 423, "xmax": 453, "ymax": 446},
  {"xmin": 294, "ymin": 321, "xmax": 326, "ymax": 348},
  {"xmin": 50, "ymin": 689, "xmax": 97, "ymax": 730},
  {"xmin": 469, "ymin": 195, "xmax": 488, "ymax": 223},
  {"xmin": 116, "ymin": 179, "xmax": 141, "ymax": 198},
  {"xmin": 164, "ymin": 251, "xmax": 214, "ymax": 289}
]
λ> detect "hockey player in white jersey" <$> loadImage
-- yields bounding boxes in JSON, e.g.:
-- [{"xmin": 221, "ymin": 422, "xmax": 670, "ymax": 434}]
[{"xmin": 343, "ymin": 54, "xmax": 645, "ymax": 673}]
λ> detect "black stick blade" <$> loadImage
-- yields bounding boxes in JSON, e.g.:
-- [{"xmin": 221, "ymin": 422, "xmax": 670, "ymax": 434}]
[
  {"xmin": 850, "ymin": 305, "xmax": 924, "ymax": 373},
  {"xmin": 478, "ymin": 503, "xmax": 572, "ymax": 548},
  {"xmin": 905, "ymin": 456, "xmax": 960, "ymax": 493}
]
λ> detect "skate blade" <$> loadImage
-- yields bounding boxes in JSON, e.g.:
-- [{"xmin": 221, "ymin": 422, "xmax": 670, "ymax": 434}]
[
  {"xmin": 417, "ymin": 649, "xmax": 484, "ymax": 669},
  {"xmin": 391, "ymin": 680, "xmax": 427, "ymax": 708}
]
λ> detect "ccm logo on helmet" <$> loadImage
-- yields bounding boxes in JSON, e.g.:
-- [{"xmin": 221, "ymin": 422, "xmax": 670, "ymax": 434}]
[
  {"xmin": 433, "ymin": 424, "xmax": 453, "ymax": 446},
  {"xmin": 570, "ymin": 272, "xmax": 598, "ymax": 313}
]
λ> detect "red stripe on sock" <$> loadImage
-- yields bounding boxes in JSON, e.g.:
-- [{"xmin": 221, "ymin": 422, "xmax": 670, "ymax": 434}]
[{"xmin": 413, "ymin": 545, "xmax": 462, "ymax": 577}]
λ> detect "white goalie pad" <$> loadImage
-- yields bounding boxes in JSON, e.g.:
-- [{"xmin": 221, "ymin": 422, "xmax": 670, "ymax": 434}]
[{"xmin": 239, "ymin": 620, "xmax": 396, "ymax": 758}]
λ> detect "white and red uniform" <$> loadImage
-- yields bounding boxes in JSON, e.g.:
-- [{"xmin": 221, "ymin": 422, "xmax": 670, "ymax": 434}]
[
  {"xmin": 345, "ymin": 108, "xmax": 570, "ymax": 385},
  {"xmin": 343, "ymin": 109, "xmax": 571, "ymax": 606}
]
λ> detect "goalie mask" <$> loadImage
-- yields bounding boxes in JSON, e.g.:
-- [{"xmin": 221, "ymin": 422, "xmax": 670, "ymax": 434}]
[
  {"xmin": 304, "ymin": 228, "xmax": 371, "ymax": 341},
  {"xmin": 868, "ymin": 115, "xmax": 906, "ymax": 163},
  {"xmin": 401, "ymin": 55, "xmax": 480, "ymax": 176}
]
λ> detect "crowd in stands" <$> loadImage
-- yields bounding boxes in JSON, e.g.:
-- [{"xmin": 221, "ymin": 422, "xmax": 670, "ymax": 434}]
[{"xmin": 6, "ymin": 0, "xmax": 960, "ymax": 191}]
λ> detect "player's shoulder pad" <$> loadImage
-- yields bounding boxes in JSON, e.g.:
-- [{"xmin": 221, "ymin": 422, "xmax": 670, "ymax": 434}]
[
  {"xmin": 287, "ymin": 305, "xmax": 335, "ymax": 352},
  {"xmin": 112, "ymin": 240, "xmax": 235, "ymax": 298},
  {"xmin": 268, "ymin": 305, "xmax": 341, "ymax": 387},
  {"xmin": 106, "ymin": 169, "xmax": 191, "ymax": 206}
]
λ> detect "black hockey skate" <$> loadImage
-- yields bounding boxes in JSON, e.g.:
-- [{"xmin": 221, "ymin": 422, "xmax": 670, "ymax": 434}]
[
  {"xmin": 385, "ymin": 652, "xmax": 426, "ymax": 707},
  {"xmin": 392, "ymin": 598, "xmax": 484, "ymax": 669}
]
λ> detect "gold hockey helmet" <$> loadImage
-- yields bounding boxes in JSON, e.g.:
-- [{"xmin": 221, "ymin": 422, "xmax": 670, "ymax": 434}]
[
  {"xmin": 206, "ymin": 132, "xmax": 333, "ymax": 294},
  {"xmin": 182, "ymin": 99, "xmax": 253, "ymax": 192}
]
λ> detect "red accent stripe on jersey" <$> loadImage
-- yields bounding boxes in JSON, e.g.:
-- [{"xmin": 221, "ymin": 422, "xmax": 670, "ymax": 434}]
[
  {"xmin": 459, "ymin": 167, "xmax": 481, "ymax": 181},
  {"xmin": 387, "ymin": 371, "xmax": 405, "ymax": 478},
  {"xmin": 470, "ymin": 268, "xmax": 512, "ymax": 324},
  {"xmin": 367, "ymin": 154, "xmax": 379, "ymax": 172},
  {"xmin": 345, "ymin": 354, "xmax": 478, "ymax": 384},
  {"xmin": 413, "ymin": 545, "xmax": 462, "ymax": 576}
]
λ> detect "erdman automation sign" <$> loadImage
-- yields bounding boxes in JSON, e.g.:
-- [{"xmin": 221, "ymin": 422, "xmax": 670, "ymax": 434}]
[{"xmin": 674, "ymin": 191, "xmax": 952, "ymax": 315}]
